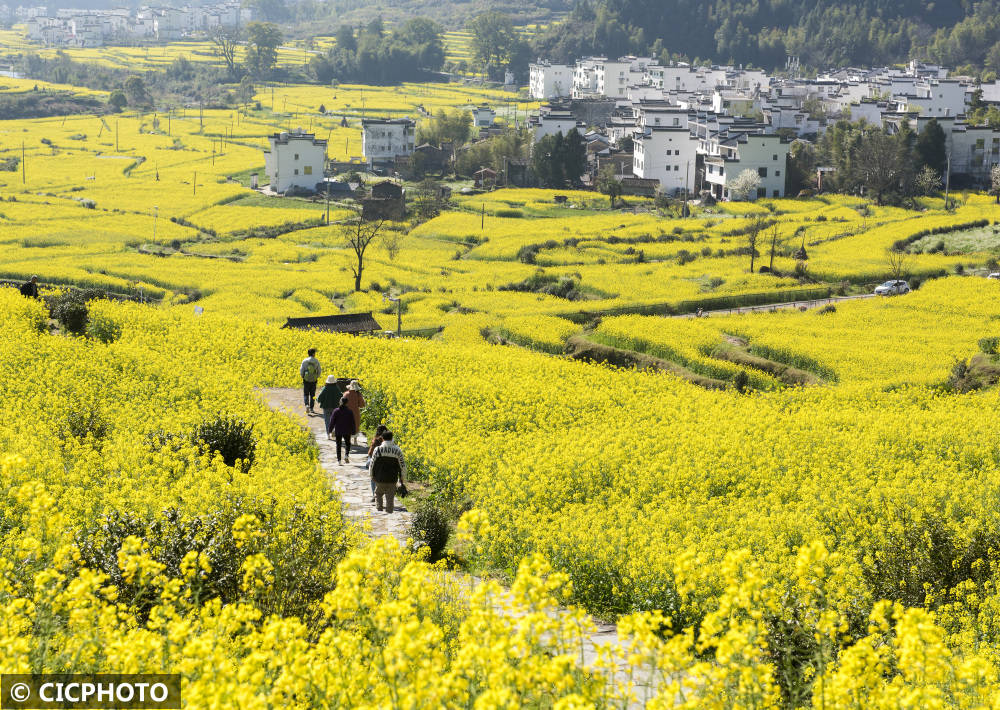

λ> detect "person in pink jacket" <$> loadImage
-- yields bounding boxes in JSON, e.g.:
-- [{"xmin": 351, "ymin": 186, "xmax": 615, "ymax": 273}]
[{"xmin": 344, "ymin": 380, "xmax": 366, "ymax": 445}]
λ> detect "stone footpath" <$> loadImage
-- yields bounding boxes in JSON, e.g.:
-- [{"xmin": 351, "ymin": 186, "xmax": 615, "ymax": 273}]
[
  {"xmin": 263, "ymin": 388, "xmax": 412, "ymax": 541},
  {"xmin": 262, "ymin": 387, "xmax": 657, "ymax": 705}
]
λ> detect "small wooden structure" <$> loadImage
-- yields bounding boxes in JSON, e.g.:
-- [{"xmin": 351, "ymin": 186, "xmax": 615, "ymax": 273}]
[{"xmin": 281, "ymin": 312, "xmax": 382, "ymax": 335}]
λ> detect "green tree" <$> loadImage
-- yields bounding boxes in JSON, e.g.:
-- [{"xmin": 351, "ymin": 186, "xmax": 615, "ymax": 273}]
[
  {"xmin": 596, "ymin": 163, "xmax": 623, "ymax": 207},
  {"xmin": 123, "ymin": 76, "xmax": 150, "ymax": 107},
  {"xmin": 916, "ymin": 118, "xmax": 947, "ymax": 175},
  {"xmin": 108, "ymin": 88, "xmax": 127, "ymax": 113},
  {"xmin": 238, "ymin": 76, "xmax": 255, "ymax": 108},
  {"xmin": 335, "ymin": 25, "xmax": 357, "ymax": 53},
  {"xmin": 532, "ymin": 129, "xmax": 585, "ymax": 188},
  {"xmin": 417, "ymin": 109, "xmax": 471, "ymax": 147},
  {"xmin": 468, "ymin": 11, "xmax": 518, "ymax": 78},
  {"xmin": 245, "ymin": 22, "xmax": 282, "ymax": 79}
]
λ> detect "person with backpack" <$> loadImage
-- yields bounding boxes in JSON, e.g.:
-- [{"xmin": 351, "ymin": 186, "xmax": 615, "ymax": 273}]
[
  {"xmin": 19, "ymin": 276, "xmax": 38, "ymax": 299},
  {"xmin": 369, "ymin": 431, "xmax": 406, "ymax": 513},
  {"xmin": 329, "ymin": 397, "xmax": 356, "ymax": 464},
  {"xmin": 316, "ymin": 375, "xmax": 344, "ymax": 435},
  {"xmin": 299, "ymin": 348, "xmax": 321, "ymax": 414}
]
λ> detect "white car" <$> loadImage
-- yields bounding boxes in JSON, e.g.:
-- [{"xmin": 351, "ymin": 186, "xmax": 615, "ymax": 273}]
[
  {"xmin": 874, "ymin": 280, "xmax": 910, "ymax": 296},
  {"xmin": 988, "ymin": 272, "xmax": 1000, "ymax": 280}
]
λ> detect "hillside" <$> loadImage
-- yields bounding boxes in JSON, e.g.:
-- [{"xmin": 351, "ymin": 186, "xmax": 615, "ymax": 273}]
[{"xmin": 531, "ymin": 0, "xmax": 1000, "ymax": 72}]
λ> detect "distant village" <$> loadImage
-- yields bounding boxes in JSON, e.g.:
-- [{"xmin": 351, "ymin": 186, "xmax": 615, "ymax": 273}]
[
  {"xmin": 5, "ymin": 3, "xmax": 251, "ymax": 45},
  {"xmin": 335, "ymin": 57, "xmax": 1000, "ymax": 202}
]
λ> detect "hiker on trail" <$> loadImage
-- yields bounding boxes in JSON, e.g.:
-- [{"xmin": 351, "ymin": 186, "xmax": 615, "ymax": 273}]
[
  {"xmin": 300, "ymin": 348, "xmax": 321, "ymax": 414},
  {"xmin": 366, "ymin": 425, "xmax": 388, "ymax": 467},
  {"xmin": 370, "ymin": 431, "xmax": 406, "ymax": 514},
  {"xmin": 345, "ymin": 380, "xmax": 365, "ymax": 445},
  {"xmin": 329, "ymin": 397, "xmax": 356, "ymax": 464},
  {"xmin": 19, "ymin": 276, "xmax": 38, "ymax": 299},
  {"xmin": 316, "ymin": 375, "xmax": 344, "ymax": 434},
  {"xmin": 365, "ymin": 424, "xmax": 388, "ymax": 502}
]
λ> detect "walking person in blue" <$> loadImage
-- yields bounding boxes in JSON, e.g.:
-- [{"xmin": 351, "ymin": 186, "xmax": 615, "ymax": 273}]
[{"xmin": 300, "ymin": 348, "xmax": 321, "ymax": 414}]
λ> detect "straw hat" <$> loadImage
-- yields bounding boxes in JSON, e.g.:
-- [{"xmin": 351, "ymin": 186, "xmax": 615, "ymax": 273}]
[{"xmin": 325, "ymin": 375, "xmax": 337, "ymax": 384}]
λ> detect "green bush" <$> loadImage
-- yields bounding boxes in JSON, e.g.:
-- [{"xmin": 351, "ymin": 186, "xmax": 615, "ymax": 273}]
[
  {"xmin": 194, "ymin": 415, "xmax": 256, "ymax": 471},
  {"xmin": 53, "ymin": 296, "xmax": 89, "ymax": 334},
  {"xmin": 86, "ymin": 312, "xmax": 122, "ymax": 343},
  {"xmin": 494, "ymin": 208, "xmax": 523, "ymax": 218},
  {"xmin": 979, "ymin": 337, "xmax": 999, "ymax": 355},
  {"xmin": 75, "ymin": 496, "xmax": 353, "ymax": 621},
  {"xmin": 408, "ymin": 502, "xmax": 451, "ymax": 562}
]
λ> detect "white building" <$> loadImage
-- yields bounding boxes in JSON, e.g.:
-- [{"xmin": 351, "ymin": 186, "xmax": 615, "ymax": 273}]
[
  {"xmin": 361, "ymin": 117, "xmax": 415, "ymax": 167},
  {"xmin": 529, "ymin": 62, "xmax": 573, "ymax": 100},
  {"xmin": 698, "ymin": 125, "xmax": 791, "ymax": 200},
  {"xmin": 631, "ymin": 105, "xmax": 697, "ymax": 195},
  {"xmin": 528, "ymin": 107, "xmax": 581, "ymax": 143},
  {"xmin": 263, "ymin": 130, "xmax": 327, "ymax": 193},
  {"xmin": 471, "ymin": 106, "xmax": 496, "ymax": 128}
]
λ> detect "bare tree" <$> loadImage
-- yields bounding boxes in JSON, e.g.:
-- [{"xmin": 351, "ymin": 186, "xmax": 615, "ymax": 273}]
[
  {"xmin": 212, "ymin": 26, "xmax": 241, "ymax": 77},
  {"xmin": 991, "ymin": 164, "xmax": 1000, "ymax": 204},
  {"xmin": 343, "ymin": 217, "xmax": 387, "ymax": 291},
  {"xmin": 746, "ymin": 216, "xmax": 767, "ymax": 273},
  {"xmin": 767, "ymin": 222, "xmax": 783, "ymax": 272},
  {"xmin": 382, "ymin": 227, "xmax": 404, "ymax": 261},
  {"xmin": 886, "ymin": 248, "xmax": 911, "ymax": 280}
]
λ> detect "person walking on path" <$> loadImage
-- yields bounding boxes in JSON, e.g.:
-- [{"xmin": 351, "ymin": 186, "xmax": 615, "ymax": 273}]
[
  {"xmin": 345, "ymin": 380, "xmax": 365, "ymax": 444},
  {"xmin": 330, "ymin": 397, "xmax": 356, "ymax": 464},
  {"xmin": 316, "ymin": 375, "xmax": 344, "ymax": 435},
  {"xmin": 369, "ymin": 431, "xmax": 406, "ymax": 513},
  {"xmin": 300, "ymin": 348, "xmax": 321, "ymax": 414},
  {"xmin": 19, "ymin": 276, "xmax": 38, "ymax": 299},
  {"xmin": 365, "ymin": 424, "xmax": 388, "ymax": 502}
]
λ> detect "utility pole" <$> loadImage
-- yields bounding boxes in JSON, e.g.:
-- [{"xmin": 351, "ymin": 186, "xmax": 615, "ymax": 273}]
[
  {"xmin": 684, "ymin": 160, "xmax": 690, "ymax": 217},
  {"xmin": 944, "ymin": 152, "xmax": 952, "ymax": 210},
  {"xmin": 199, "ymin": 103, "xmax": 203, "ymax": 130},
  {"xmin": 325, "ymin": 183, "xmax": 331, "ymax": 224},
  {"xmin": 481, "ymin": 202, "xmax": 485, "ymax": 229},
  {"xmin": 21, "ymin": 141, "xmax": 25, "ymax": 184}
]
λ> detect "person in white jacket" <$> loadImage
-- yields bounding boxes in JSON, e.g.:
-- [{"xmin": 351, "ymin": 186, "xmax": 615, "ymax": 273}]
[{"xmin": 299, "ymin": 348, "xmax": 321, "ymax": 414}]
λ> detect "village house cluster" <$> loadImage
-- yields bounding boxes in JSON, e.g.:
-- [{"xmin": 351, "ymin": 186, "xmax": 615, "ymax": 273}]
[
  {"xmin": 527, "ymin": 56, "xmax": 1000, "ymax": 199},
  {"xmin": 9, "ymin": 2, "xmax": 251, "ymax": 46}
]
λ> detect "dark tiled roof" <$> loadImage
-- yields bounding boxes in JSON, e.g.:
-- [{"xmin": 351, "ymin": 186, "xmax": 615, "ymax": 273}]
[{"xmin": 282, "ymin": 312, "xmax": 382, "ymax": 334}]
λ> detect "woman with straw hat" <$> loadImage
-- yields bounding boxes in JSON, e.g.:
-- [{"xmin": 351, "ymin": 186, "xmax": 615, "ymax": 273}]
[{"xmin": 316, "ymin": 375, "xmax": 344, "ymax": 437}]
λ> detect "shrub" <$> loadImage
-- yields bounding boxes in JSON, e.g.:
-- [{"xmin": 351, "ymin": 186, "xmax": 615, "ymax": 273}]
[
  {"xmin": 955, "ymin": 264, "xmax": 965, "ymax": 275},
  {"xmin": 360, "ymin": 387, "xmax": 389, "ymax": 432},
  {"xmin": 75, "ymin": 497, "xmax": 352, "ymax": 621},
  {"xmin": 408, "ymin": 502, "xmax": 451, "ymax": 562},
  {"xmin": 53, "ymin": 296, "xmax": 89, "ymax": 334},
  {"xmin": 979, "ymin": 337, "xmax": 999, "ymax": 355},
  {"xmin": 65, "ymin": 409, "xmax": 109, "ymax": 441},
  {"xmin": 86, "ymin": 312, "xmax": 122, "ymax": 343},
  {"xmin": 733, "ymin": 370, "xmax": 750, "ymax": 394},
  {"xmin": 193, "ymin": 415, "xmax": 256, "ymax": 471},
  {"xmin": 817, "ymin": 304, "xmax": 837, "ymax": 315},
  {"xmin": 494, "ymin": 209, "xmax": 523, "ymax": 218}
]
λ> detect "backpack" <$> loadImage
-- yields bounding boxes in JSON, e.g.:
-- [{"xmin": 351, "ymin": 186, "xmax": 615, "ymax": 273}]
[
  {"xmin": 303, "ymin": 360, "xmax": 319, "ymax": 381},
  {"xmin": 371, "ymin": 453, "xmax": 401, "ymax": 484}
]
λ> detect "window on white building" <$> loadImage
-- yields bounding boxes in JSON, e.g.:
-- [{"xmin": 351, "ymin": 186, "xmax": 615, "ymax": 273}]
[
  {"xmin": 304, "ymin": 166, "xmax": 312, "ymax": 175},
  {"xmin": 294, "ymin": 153, "xmax": 299, "ymax": 160},
  {"xmin": 294, "ymin": 168, "xmax": 299, "ymax": 175}
]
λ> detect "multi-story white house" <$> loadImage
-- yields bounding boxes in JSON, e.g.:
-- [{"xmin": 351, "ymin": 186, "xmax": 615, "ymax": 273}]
[
  {"xmin": 702, "ymin": 131, "xmax": 791, "ymax": 200},
  {"xmin": 631, "ymin": 105, "xmax": 698, "ymax": 195},
  {"xmin": 361, "ymin": 118, "xmax": 415, "ymax": 168},
  {"xmin": 528, "ymin": 106, "xmax": 582, "ymax": 143},
  {"xmin": 264, "ymin": 130, "xmax": 327, "ymax": 193},
  {"xmin": 529, "ymin": 62, "xmax": 573, "ymax": 100}
]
